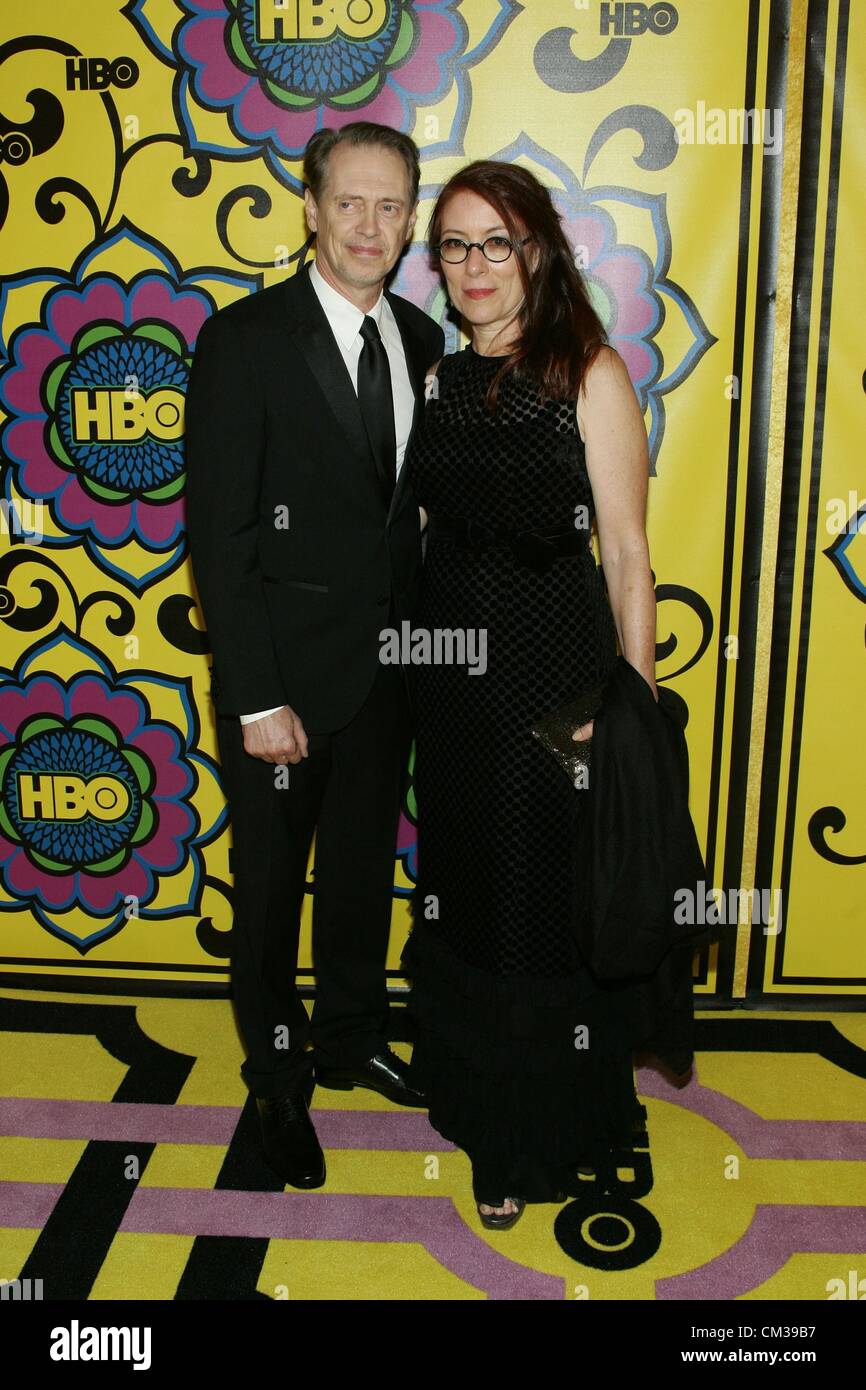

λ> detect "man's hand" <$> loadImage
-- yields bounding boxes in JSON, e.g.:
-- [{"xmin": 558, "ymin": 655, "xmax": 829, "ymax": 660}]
[{"xmin": 242, "ymin": 705, "xmax": 309, "ymax": 764}]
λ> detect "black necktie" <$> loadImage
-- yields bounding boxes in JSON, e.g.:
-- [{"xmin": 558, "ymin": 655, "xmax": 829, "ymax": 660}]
[{"xmin": 357, "ymin": 315, "xmax": 396, "ymax": 502}]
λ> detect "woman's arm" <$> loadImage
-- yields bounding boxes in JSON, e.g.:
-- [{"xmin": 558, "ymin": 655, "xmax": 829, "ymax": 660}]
[{"xmin": 578, "ymin": 345, "xmax": 658, "ymax": 700}]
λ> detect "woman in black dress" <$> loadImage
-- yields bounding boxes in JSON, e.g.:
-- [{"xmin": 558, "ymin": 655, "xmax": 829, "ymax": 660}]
[{"xmin": 401, "ymin": 160, "xmax": 691, "ymax": 1228}]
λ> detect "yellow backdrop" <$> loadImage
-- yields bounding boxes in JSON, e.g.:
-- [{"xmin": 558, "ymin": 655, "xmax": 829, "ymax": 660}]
[{"xmin": 0, "ymin": 0, "xmax": 861, "ymax": 1001}]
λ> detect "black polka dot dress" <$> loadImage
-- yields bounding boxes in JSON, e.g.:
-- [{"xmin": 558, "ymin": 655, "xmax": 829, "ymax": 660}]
[{"xmin": 401, "ymin": 344, "xmax": 694, "ymax": 1206}]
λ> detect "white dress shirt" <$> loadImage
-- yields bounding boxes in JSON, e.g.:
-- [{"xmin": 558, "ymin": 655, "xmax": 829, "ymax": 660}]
[{"xmin": 239, "ymin": 257, "xmax": 415, "ymax": 725}]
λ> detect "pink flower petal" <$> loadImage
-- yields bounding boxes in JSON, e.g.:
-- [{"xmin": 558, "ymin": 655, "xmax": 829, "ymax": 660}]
[
  {"xmin": 602, "ymin": 256, "xmax": 654, "ymax": 335},
  {"xmin": 185, "ymin": 20, "xmax": 248, "ymax": 103},
  {"xmin": 128, "ymin": 282, "xmax": 209, "ymax": 347},
  {"xmin": 613, "ymin": 295, "xmax": 655, "ymax": 337},
  {"xmin": 132, "ymin": 497, "xmax": 184, "ymax": 547},
  {"xmin": 6, "ymin": 850, "xmax": 75, "ymax": 906},
  {"xmin": 147, "ymin": 801, "xmax": 196, "ymax": 868},
  {"xmin": 271, "ymin": 104, "xmax": 319, "ymax": 150},
  {"xmin": 356, "ymin": 84, "xmax": 404, "ymax": 129},
  {"xmin": 2, "ymin": 334, "xmax": 60, "ymax": 412},
  {"xmin": 236, "ymin": 81, "xmax": 316, "ymax": 144},
  {"xmin": 392, "ymin": 13, "xmax": 457, "ymax": 95},
  {"xmin": 81, "ymin": 857, "xmax": 149, "ymax": 912},
  {"xmin": 56, "ymin": 483, "xmax": 133, "ymax": 541},
  {"xmin": 0, "ymin": 680, "xmax": 66, "ymax": 737},
  {"xmin": 564, "ymin": 214, "xmax": 608, "ymax": 264},
  {"xmin": 615, "ymin": 340, "xmax": 654, "ymax": 385},
  {"xmin": 396, "ymin": 810, "xmax": 416, "ymax": 848},
  {"xmin": 189, "ymin": 0, "xmax": 228, "ymax": 11},
  {"xmin": 47, "ymin": 281, "xmax": 127, "ymax": 343},
  {"xmin": 68, "ymin": 679, "xmax": 143, "ymax": 738},
  {"xmin": 7, "ymin": 420, "xmax": 64, "ymax": 489},
  {"xmin": 134, "ymin": 725, "xmax": 181, "ymax": 770},
  {"xmin": 151, "ymin": 758, "xmax": 191, "ymax": 799}
]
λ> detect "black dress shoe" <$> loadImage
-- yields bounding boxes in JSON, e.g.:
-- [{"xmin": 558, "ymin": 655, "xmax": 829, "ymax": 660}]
[
  {"xmin": 256, "ymin": 1090, "xmax": 325, "ymax": 1188},
  {"xmin": 315, "ymin": 1045, "xmax": 427, "ymax": 1107}
]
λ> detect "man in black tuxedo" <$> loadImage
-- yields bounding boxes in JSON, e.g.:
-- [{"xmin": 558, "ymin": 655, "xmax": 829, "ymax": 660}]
[{"xmin": 185, "ymin": 122, "xmax": 444, "ymax": 1189}]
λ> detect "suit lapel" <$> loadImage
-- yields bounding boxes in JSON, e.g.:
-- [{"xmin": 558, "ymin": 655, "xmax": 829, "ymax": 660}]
[
  {"xmin": 384, "ymin": 287, "xmax": 428, "ymax": 525},
  {"xmin": 283, "ymin": 262, "xmax": 429, "ymax": 520},
  {"xmin": 283, "ymin": 263, "xmax": 377, "ymax": 482}
]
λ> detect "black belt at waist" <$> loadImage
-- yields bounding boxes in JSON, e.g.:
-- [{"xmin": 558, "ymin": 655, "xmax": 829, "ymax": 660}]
[{"xmin": 427, "ymin": 512, "xmax": 591, "ymax": 574}]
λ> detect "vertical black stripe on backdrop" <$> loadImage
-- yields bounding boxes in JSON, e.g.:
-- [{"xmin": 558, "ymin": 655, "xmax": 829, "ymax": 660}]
[
  {"xmin": 751, "ymin": 0, "xmax": 853, "ymax": 992},
  {"xmin": 699, "ymin": 0, "xmax": 760, "ymax": 996},
  {"xmin": 747, "ymin": 0, "xmax": 825, "ymax": 995},
  {"xmin": 706, "ymin": 0, "xmax": 778, "ymax": 996}
]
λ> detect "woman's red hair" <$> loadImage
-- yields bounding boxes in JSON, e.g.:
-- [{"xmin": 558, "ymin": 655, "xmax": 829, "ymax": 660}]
[{"xmin": 427, "ymin": 160, "xmax": 609, "ymax": 410}]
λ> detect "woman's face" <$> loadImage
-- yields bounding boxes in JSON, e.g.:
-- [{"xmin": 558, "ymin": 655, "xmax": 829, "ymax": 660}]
[{"xmin": 435, "ymin": 190, "xmax": 535, "ymax": 347}]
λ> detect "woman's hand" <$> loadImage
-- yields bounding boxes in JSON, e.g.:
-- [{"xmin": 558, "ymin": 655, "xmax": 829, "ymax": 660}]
[{"xmin": 571, "ymin": 670, "xmax": 659, "ymax": 741}]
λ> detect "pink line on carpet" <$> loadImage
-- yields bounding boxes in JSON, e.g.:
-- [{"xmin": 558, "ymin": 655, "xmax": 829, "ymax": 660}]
[
  {"xmin": 0, "ymin": 1180, "xmax": 64, "ymax": 1227},
  {"xmin": 121, "ymin": 1187, "xmax": 564, "ymax": 1300},
  {"xmin": 0, "ymin": 1098, "xmax": 455, "ymax": 1150},
  {"xmin": 634, "ymin": 1067, "xmax": 866, "ymax": 1159},
  {"xmin": 655, "ymin": 1205, "xmax": 866, "ymax": 1300}
]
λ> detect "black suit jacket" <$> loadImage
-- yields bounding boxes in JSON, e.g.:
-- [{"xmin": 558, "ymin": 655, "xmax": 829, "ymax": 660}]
[
  {"xmin": 184, "ymin": 261, "xmax": 444, "ymax": 733},
  {"xmin": 575, "ymin": 656, "xmax": 715, "ymax": 980}
]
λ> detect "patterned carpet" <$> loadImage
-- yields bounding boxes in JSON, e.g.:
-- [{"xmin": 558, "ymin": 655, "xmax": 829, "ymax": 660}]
[{"xmin": 1, "ymin": 989, "xmax": 865, "ymax": 1301}]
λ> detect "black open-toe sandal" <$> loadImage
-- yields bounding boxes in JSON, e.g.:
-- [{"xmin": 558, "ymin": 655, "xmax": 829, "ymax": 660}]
[{"xmin": 476, "ymin": 1197, "xmax": 526, "ymax": 1230}]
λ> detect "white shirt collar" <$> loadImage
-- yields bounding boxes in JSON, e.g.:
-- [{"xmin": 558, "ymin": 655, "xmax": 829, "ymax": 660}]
[{"xmin": 309, "ymin": 258, "xmax": 385, "ymax": 350}]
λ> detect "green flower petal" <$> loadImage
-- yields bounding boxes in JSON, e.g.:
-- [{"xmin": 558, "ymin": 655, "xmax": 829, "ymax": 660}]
[
  {"xmin": 264, "ymin": 79, "xmax": 318, "ymax": 109},
  {"xmin": 132, "ymin": 323, "xmax": 187, "ymax": 357},
  {"xmin": 44, "ymin": 356, "xmax": 71, "ymax": 413},
  {"xmin": 130, "ymin": 799, "xmax": 154, "ymax": 845},
  {"xmin": 228, "ymin": 19, "xmax": 258, "ymax": 75},
  {"xmin": 330, "ymin": 72, "xmax": 381, "ymax": 106},
  {"xmin": 124, "ymin": 748, "xmax": 153, "ymax": 797},
  {"xmin": 73, "ymin": 718, "xmax": 121, "ymax": 749},
  {"xmin": 386, "ymin": 8, "xmax": 415, "ymax": 67},
  {"xmin": 75, "ymin": 325, "xmax": 124, "ymax": 355}
]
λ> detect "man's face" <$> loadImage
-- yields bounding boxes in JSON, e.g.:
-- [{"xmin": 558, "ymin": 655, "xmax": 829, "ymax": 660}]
[{"xmin": 304, "ymin": 143, "xmax": 417, "ymax": 297}]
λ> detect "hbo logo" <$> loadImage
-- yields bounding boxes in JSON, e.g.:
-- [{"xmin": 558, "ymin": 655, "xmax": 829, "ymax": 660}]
[
  {"xmin": 600, "ymin": 3, "xmax": 679, "ymax": 35},
  {"xmin": 65, "ymin": 57, "xmax": 139, "ymax": 91}
]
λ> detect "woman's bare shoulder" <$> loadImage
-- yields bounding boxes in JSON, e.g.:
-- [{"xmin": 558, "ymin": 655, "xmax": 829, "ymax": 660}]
[
  {"xmin": 582, "ymin": 343, "xmax": 628, "ymax": 387},
  {"xmin": 578, "ymin": 345, "xmax": 636, "ymax": 411},
  {"xmin": 575, "ymin": 346, "xmax": 641, "ymax": 442}
]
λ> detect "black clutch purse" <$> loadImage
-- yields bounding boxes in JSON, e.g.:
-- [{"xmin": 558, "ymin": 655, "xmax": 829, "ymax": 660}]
[{"xmin": 530, "ymin": 680, "xmax": 607, "ymax": 787}]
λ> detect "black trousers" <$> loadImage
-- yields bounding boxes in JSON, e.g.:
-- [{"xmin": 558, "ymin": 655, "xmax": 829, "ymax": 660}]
[{"xmin": 215, "ymin": 645, "xmax": 413, "ymax": 1099}]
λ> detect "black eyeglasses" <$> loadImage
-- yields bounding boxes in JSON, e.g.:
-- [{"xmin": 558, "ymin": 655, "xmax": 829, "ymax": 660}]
[{"xmin": 434, "ymin": 235, "xmax": 533, "ymax": 264}]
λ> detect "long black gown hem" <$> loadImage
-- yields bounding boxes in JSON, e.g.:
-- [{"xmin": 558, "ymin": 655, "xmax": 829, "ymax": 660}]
[{"xmin": 402, "ymin": 915, "xmax": 696, "ymax": 1076}]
